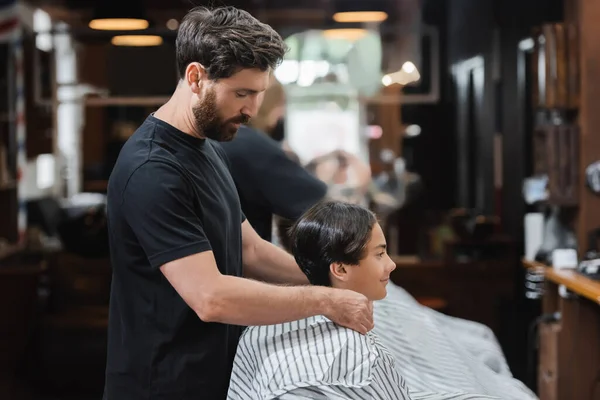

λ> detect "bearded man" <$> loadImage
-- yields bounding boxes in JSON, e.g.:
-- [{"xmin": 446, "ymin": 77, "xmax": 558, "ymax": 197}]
[{"xmin": 103, "ymin": 6, "xmax": 374, "ymax": 400}]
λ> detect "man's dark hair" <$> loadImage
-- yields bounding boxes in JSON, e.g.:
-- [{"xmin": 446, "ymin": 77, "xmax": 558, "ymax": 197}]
[
  {"xmin": 176, "ymin": 6, "xmax": 287, "ymax": 80},
  {"xmin": 289, "ymin": 201, "xmax": 377, "ymax": 286}
]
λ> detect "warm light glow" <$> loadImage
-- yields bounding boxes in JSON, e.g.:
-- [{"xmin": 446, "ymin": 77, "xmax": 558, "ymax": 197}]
[
  {"xmin": 111, "ymin": 35, "xmax": 163, "ymax": 46},
  {"xmin": 36, "ymin": 154, "xmax": 55, "ymax": 190},
  {"xmin": 34, "ymin": 8, "xmax": 53, "ymax": 51},
  {"xmin": 402, "ymin": 61, "xmax": 416, "ymax": 73},
  {"xmin": 519, "ymin": 37, "xmax": 534, "ymax": 51},
  {"xmin": 89, "ymin": 18, "xmax": 149, "ymax": 31},
  {"xmin": 166, "ymin": 19, "xmax": 179, "ymax": 30},
  {"xmin": 405, "ymin": 124, "xmax": 422, "ymax": 137},
  {"xmin": 333, "ymin": 11, "xmax": 388, "ymax": 23},
  {"xmin": 383, "ymin": 62, "xmax": 420, "ymax": 86},
  {"xmin": 323, "ymin": 28, "xmax": 367, "ymax": 41},
  {"xmin": 367, "ymin": 125, "xmax": 383, "ymax": 139}
]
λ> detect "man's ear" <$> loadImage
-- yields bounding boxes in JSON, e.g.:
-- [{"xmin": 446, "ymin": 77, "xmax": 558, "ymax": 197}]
[
  {"xmin": 185, "ymin": 62, "xmax": 208, "ymax": 94},
  {"xmin": 330, "ymin": 262, "xmax": 350, "ymax": 282}
]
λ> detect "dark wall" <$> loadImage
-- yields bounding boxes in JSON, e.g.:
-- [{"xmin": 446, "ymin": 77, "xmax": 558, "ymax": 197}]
[
  {"xmin": 400, "ymin": 0, "xmax": 455, "ymax": 211},
  {"xmin": 448, "ymin": 0, "xmax": 495, "ymax": 64},
  {"xmin": 401, "ymin": 101, "xmax": 455, "ymax": 211},
  {"xmin": 448, "ymin": 0, "xmax": 497, "ymax": 215},
  {"xmin": 440, "ymin": 0, "xmax": 564, "ymax": 387},
  {"xmin": 498, "ymin": 0, "xmax": 563, "ymax": 243},
  {"xmin": 443, "ymin": 0, "xmax": 563, "ymax": 239},
  {"xmin": 107, "ymin": 42, "xmax": 178, "ymax": 96}
]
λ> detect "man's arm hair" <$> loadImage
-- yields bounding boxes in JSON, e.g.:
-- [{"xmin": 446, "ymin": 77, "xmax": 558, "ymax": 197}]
[
  {"xmin": 160, "ymin": 251, "xmax": 330, "ymax": 326},
  {"xmin": 121, "ymin": 158, "xmax": 371, "ymax": 332}
]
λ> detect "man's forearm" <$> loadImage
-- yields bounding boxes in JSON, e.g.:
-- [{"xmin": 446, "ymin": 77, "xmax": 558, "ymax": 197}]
[
  {"xmin": 243, "ymin": 239, "xmax": 308, "ymax": 284},
  {"xmin": 200, "ymin": 275, "xmax": 329, "ymax": 326}
]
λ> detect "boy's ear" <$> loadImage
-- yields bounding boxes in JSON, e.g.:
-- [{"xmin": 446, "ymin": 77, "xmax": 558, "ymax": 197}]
[{"xmin": 330, "ymin": 262, "xmax": 350, "ymax": 282}]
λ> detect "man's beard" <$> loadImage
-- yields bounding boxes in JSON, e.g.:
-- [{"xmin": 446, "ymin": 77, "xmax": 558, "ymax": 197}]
[{"xmin": 192, "ymin": 88, "xmax": 249, "ymax": 142}]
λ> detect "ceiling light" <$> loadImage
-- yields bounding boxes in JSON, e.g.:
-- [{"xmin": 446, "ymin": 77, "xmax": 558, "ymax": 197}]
[
  {"xmin": 333, "ymin": 11, "xmax": 388, "ymax": 23},
  {"xmin": 90, "ymin": 18, "xmax": 149, "ymax": 30},
  {"xmin": 402, "ymin": 61, "xmax": 416, "ymax": 74},
  {"xmin": 331, "ymin": 0, "xmax": 389, "ymax": 24},
  {"xmin": 111, "ymin": 35, "xmax": 163, "ymax": 47},
  {"xmin": 89, "ymin": 1, "xmax": 148, "ymax": 31},
  {"xmin": 405, "ymin": 124, "xmax": 422, "ymax": 137},
  {"xmin": 383, "ymin": 63, "xmax": 421, "ymax": 86}
]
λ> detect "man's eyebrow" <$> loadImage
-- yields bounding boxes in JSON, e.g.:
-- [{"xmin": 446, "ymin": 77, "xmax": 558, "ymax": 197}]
[
  {"xmin": 374, "ymin": 244, "xmax": 387, "ymax": 250},
  {"xmin": 234, "ymin": 88, "xmax": 260, "ymax": 94}
]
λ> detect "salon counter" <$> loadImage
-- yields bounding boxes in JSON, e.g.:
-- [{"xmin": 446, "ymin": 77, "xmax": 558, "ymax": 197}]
[
  {"xmin": 522, "ymin": 259, "xmax": 600, "ymax": 400},
  {"xmin": 523, "ymin": 259, "xmax": 600, "ymax": 304}
]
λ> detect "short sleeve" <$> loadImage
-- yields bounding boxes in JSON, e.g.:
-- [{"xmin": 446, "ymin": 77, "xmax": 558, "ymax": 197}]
[{"xmin": 121, "ymin": 161, "xmax": 212, "ymax": 269}]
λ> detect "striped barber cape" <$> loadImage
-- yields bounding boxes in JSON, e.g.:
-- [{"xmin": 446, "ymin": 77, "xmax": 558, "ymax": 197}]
[
  {"xmin": 227, "ymin": 315, "xmax": 503, "ymax": 399},
  {"xmin": 373, "ymin": 284, "xmax": 538, "ymax": 400},
  {"xmin": 227, "ymin": 315, "xmax": 412, "ymax": 399}
]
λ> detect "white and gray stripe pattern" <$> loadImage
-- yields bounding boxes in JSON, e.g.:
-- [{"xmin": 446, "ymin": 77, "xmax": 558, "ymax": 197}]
[
  {"xmin": 373, "ymin": 284, "xmax": 538, "ymax": 400},
  {"xmin": 227, "ymin": 315, "xmax": 412, "ymax": 400},
  {"xmin": 227, "ymin": 284, "xmax": 536, "ymax": 400}
]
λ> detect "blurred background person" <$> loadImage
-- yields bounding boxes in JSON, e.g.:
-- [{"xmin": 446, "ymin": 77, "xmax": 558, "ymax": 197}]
[
  {"xmin": 305, "ymin": 148, "xmax": 372, "ymax": 206},
  {"xmin": 218, "ymin": 76, "xmax": 327, "ymax": 243}
]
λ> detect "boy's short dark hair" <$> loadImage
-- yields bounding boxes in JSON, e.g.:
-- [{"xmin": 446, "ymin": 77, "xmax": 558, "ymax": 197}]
[
  {"xmin": 289, "ymin": 201, "xmax": 377, "ymax": 286},
  {"xmin": 176, "ymin": 6, "xmax": 287, "ymax": 80}
]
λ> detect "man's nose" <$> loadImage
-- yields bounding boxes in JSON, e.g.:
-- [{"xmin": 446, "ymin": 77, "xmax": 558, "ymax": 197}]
[{"xmin": 242, "ymin": 97, "xmax": 260, "ymax": 119}]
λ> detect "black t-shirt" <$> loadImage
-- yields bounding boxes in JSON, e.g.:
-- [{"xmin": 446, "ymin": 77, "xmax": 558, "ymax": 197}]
[
  {"xmin": 219, "ymin": 125, "xmax": 327, "ymax": 241},
  {"xmin": 104, "ymin": 114, "xmax": 244, "ymax": 400}
]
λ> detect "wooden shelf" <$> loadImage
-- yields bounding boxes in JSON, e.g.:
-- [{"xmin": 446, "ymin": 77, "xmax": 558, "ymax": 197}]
[
  {"xmin": 545, "ymin": 268, "xmax": 600, "ymax": 305},
  {"xmin": 521, "ymin": 259, "xmax": 600, "ymax": 304}
]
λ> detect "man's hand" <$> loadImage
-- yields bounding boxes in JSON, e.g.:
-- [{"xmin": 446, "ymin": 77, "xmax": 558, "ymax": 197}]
[{"xmin": 323, "ymin": 289, "xmax": 374, "ymax": 334}]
